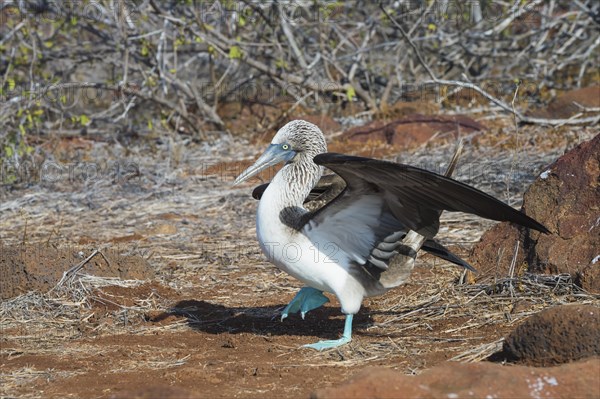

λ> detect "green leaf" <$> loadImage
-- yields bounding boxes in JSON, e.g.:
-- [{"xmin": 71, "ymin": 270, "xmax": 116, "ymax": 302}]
[
  {"xmin": 229, "ymin": 46, "xmax": 242, "ymax": 59},
  {"xmin": 275, "ymin": 59, "xmax": 288, "ymax": 70},
  {"xmin": 80, "ymin": 114, "xmax": 91, "ymax": 126},
  {"xmin": 3, "ymin": 173, "xmax": 16, "ymax": 184},
  {"xmin": 19, "ymin": 124, "xmax": 26, "ymax": 136},
  {"xmin": 346, "ymin": 86, "xmax": 356, "ymax": 102},
  {"xmin": 4, "ymin": 146, "xmax": 14, "ymax": 157},
  {"xmin": 141, "ymin": 44, "xmax": 149, "ymax": 56},
  {"xmin": 7, "ymin": 78, "xmax": 15, "ymax": 91}
]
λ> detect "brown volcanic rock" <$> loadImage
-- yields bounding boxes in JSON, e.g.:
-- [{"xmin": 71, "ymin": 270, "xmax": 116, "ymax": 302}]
[
  {"xmin": 501, "ymin": 305, "xmax": 600, "ymax": 366},
  {"xmin": 468, "ymin": 222, "xmax": 525, "ymax": 280},
  {"xmin": 470, "ymin": 134, "xmax": 600, "ymax": 292},
  {"xmin": 312, "ymin": 358, "xmax": 600, "ymax": 399},
  {"xmin": 530, "ymin": 86, "xmax": 600, "ymax": 119},
  {"xmin": 342, "ymin": 114, "xmax": 484, "ymax": 148}
]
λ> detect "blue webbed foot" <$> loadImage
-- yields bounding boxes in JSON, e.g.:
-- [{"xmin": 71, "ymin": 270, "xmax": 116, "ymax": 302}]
[
  {"xmin": 303, "ymin": 314, "xmax": 354, "ymax": 351},
  {"xmin": 302, "ymin": 335, "xmax": 351, "ymax": 351},
  {"xmin": 281, "ymin": 287, "xmax": 329, "ymax": 321}
]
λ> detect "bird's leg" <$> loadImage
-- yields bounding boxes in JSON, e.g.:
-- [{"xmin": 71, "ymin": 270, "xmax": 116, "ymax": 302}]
[
  {"xmin": 281, "ymin": 287, "xmax": 329, "ymax": 321},
  {"xmin": 302, "ymin": 314, "xmax": 353, "ymax": 351},
  {"xmin": 299, "ymin": 289, "xmax": 329, "ymax": 319}
]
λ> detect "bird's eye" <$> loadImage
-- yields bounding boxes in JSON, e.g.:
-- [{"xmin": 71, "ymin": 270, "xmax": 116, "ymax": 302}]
[{"xmin": 282, "ymin": 144, "xmax": 290, "ymax": 150}]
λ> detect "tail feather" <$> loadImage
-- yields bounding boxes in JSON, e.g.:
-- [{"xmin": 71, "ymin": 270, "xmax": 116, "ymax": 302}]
[{"xmin": 422, "ymin": 239, "xmax": 476, "ymax": 272}]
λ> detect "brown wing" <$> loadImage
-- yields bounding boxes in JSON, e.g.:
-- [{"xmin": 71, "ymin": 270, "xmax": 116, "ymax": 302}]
[{"xmin": 311, "ymin": 153, "xmax": 549, "ymax": 238}]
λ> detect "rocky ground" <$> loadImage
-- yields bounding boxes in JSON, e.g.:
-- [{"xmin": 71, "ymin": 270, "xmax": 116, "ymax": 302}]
[{"xmin": 1, "ymin": 103, "xmax": 599, "ymax": 398}]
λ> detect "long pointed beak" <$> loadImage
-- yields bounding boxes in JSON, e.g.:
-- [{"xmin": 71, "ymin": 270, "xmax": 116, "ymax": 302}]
[{"xmin": 234, "ymin": 145, "xmax": 295, "ymax": 185}]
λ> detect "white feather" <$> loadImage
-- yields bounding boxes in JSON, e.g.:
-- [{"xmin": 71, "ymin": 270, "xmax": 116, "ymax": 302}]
[{"xmin": 256, "ymin": 172, "xmax": 377, "ymax": 314}]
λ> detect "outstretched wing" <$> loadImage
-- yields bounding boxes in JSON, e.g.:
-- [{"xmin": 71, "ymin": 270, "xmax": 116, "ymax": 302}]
[
  {"xmin": 311, "ymin": 153, "xmax": 549, "ymax": 238},
  {"xmin": 298, "ymin": 153, "xmax": 548, "ymax": 270}
]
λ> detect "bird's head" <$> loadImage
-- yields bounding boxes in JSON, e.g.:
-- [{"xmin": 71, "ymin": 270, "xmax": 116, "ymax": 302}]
[{"xmin": 234, "ymin": 120, "xmax": 326, "ymax": 185}]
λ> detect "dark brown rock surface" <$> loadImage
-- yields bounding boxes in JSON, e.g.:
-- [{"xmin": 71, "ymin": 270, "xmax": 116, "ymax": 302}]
[
  {"xmin": 530, "ymin": 85, "xmax": 600, "ymax": 119},
  {"xmin": 470, "ymin": 134, "xmax": 600, "ymax": 292},
  {"xmin": 502, "ymin": 305, "xmax": 600, "ymax": 366},
  {"xmin": 342, "ymin": 114, "xmax": 484, "ymax": 148}
]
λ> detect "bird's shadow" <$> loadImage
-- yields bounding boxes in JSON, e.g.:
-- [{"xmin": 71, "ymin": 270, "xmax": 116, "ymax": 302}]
[{"xmin": 151, "ymin": 299, "xmax": 373, "ymax": 339}]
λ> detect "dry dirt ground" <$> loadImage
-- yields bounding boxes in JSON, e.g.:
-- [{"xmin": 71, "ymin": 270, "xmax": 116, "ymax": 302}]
[{"xmin": 1, "ymin": 122, "xmax": 598, "ymax": 398}]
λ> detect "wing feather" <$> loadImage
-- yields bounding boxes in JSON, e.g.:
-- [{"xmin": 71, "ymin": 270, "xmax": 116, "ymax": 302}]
[
  {"xmin": 255, "ymin": 151, "xmax": 548, "ymax": 274},
  {"xmin": 313, "ymin": 153, "xmax": 549, "ymax": 237}
]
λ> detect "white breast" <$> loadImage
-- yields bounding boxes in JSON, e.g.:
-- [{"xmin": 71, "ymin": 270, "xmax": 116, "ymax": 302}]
[{"xmin": 255, "ymin": 171, "xmax": 371, "ymax": 314}]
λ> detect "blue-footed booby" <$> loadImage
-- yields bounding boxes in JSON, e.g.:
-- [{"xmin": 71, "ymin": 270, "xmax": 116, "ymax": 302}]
[{"xmin": 234, "ymin": 120, "xmax": 549, "ymax": 351}]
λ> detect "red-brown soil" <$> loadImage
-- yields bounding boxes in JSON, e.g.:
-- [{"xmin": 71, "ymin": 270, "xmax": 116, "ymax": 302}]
[
  {"xmin": 0, "ymin": 244, "xmax": 154, "ymax": 299},
  {"xmin": 1, "ymin": 119, "xmax": 598, "ymax": 399},
  {"xmin": 2, "ymin": 249, "xmax": 597, "ymax": 398},
  {"xmin": 0, "ymin": 242, "xmax": 522, "ymax": 399},
  {"xmin": 315, "ymin": 358, "xmax": 600, "ymax": 399}
]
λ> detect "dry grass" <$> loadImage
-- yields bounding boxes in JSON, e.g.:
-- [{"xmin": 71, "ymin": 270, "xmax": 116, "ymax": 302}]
[
  {"xmin": 1, "ymin": 367, "xmax": 84, "ymax": 399},
  {"xmin": 293, "ymin": 267, "xmax": 598, "ymax": 366},
  {"xmin": 0, "ymin": 275, "xmax": 152, "ymax": 355},
  {"xmin": 0, "ymin": 121, "xmax": 599, "ymax": 397}
]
